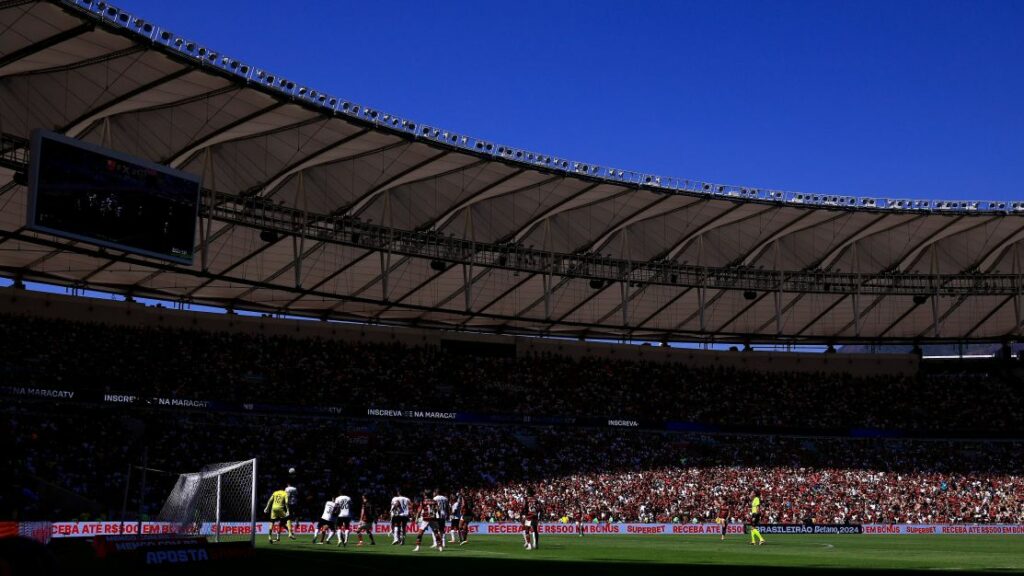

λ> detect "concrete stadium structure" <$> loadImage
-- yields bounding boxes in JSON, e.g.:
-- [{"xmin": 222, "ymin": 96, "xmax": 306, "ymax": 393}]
[{"xmin": 2, "ymin": 0, "xmax": 1023, "ymax": 343}]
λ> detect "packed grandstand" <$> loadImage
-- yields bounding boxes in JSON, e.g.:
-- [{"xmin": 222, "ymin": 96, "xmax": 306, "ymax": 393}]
[
  {"xmin": 1, "ymin": 312, "xmax": 1022, "ymax": 433},
  {"xmin": 3, "ymin": 299, "xmax": 1023, "ymax": 529}
]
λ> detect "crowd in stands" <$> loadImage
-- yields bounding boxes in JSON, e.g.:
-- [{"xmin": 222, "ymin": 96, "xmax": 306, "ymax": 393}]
[
  {"xmin": 5, "ymin": 400, "xmax": 1023, "ymax": 525},
  {"xmin": 2, "ymin": 313, "xmax": 1023, "ymax": 433}
]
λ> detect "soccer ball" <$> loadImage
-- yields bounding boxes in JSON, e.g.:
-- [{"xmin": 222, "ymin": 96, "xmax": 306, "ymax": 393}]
[{"xmin": 288, "ymin": 467, "xmax": 296, "ymax": 476}]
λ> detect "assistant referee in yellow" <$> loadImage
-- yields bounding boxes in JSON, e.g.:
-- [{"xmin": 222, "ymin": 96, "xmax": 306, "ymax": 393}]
[{"xmin": 748, "ymin": 490, "xmax": 766, "ymax": 545}]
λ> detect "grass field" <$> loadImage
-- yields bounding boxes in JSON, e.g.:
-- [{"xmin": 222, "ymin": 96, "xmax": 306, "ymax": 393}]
[
  {"xmin": 44, "ymin": 533, "xmax": 1024, "ymax": 575},
  {"xmin": 236, "ymin": 534, "xmax": 1024, "ymax": 575}
]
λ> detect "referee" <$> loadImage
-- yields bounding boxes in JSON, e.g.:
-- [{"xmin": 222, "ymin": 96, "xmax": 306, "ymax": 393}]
[{"xmin": 748, "ymin": 490, "xmax": 765, "ymax": 545}]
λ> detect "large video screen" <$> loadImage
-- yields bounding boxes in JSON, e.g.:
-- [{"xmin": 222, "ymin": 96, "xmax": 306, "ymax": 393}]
[{"xmin": 27, "ymin": 129, "xmax": 200, "ymax": 265}]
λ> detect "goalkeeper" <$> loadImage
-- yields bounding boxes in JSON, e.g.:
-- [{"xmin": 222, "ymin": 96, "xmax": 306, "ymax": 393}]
[{"xmin": 265, "ymin": 485, "xmax": 290, "ymax": 544}]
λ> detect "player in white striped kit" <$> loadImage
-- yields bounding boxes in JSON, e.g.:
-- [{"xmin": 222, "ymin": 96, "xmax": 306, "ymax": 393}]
[
  {"xmin": 390, "ymin": 489, "xmax": 411, "ymax": 545},
  {"xmin": 313, "ymin": 499, "xmax": 336, "ymax": 544},
  {"xmin": 329, "ymin": 492, "xmax": 352, "ymax": 546}
]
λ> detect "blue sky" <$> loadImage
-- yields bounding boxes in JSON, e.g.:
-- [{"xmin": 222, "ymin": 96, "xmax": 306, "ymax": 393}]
[{"xmin": 109, "ymin": 0, "xmax": 1024, "ymax": 202}]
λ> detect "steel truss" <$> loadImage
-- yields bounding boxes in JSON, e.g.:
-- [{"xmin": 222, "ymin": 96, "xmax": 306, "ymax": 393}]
[
  {"xmin": 210, "ymin": 190, "xmax": 1021, "ymax": 297},
  {"xmin": 0, "ymin": 127, "xmax": 1020, "ymax": 301}
]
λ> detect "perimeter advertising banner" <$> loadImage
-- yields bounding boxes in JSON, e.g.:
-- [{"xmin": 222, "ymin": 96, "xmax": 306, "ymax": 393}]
[
  {"xmin": 753, "ymin": 524, "xmax": 864, "ymax": 535},
  {"xmin": 38, "ymin": 521, "xmax": 1024, "ymax": 538},
  {"xmin": 42, "ymin": 521, "xmax": 739, "ymax": 538},
  {"xmin": 863, "ymin": 524, "xmax": 1024, "ymax": 535}
]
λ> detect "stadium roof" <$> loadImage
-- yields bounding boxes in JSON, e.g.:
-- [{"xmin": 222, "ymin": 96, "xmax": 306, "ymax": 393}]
[{"xmin": 2, "ymin": 0, "xmax": 1024, "ymax": 343}]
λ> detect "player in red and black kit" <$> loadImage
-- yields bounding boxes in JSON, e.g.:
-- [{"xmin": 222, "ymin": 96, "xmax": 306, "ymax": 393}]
[
  {"xmin": 413, "ymin": 491, "xmax": 444, "ymax": 552},
  {"xmin": 522, "ymin": 491, "xmax": 542, "ymax": 550},
  {"xmin": 457, "ymin": 492, "xmax": 473, "ymax": 545},
  {"xmin": 575, "ymin": 502, "xmax": 585, "ymax": 537},
  {"xmin": 717, "ymin": 505, "xmax": 730, "ymax": 541},
  {"xmin": 355, "ymin": 494, "xmax": 376, "ymax": 546}
]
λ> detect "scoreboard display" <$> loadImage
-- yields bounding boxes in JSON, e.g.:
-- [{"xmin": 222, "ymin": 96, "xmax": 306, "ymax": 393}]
[{"xmin": 27, "ymin": 129, "xmax": 201, "ymax": 265}]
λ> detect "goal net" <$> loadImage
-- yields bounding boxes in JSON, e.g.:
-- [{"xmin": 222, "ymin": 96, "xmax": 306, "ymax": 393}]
[{"xmin": 156, "ymin": 459, "xmax": 257, "ymax": 544}]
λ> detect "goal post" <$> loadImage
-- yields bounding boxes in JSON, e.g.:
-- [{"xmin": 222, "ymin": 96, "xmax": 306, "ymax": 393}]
[{"xmin": 155, "ymin": 458, "xmax": 257, "ymax": 545}]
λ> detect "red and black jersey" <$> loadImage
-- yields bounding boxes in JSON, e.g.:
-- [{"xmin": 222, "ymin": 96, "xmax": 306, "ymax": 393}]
[
  {"xmin": 524, "ymin": 497, "xmax": 541, "ymax": 522},
  {"xmin": 359, "ymin": 501, "xmax": 373, "ymax": 523},
  {"xmin": 418, "ymin": 498, "xmax": 437, "ymax": 521}
]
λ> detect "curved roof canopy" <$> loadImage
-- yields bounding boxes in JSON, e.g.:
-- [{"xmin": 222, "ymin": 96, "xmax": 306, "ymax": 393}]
[{"xmin": 1, "ymin": 0, "xmax": 1023, "ymax": 343}]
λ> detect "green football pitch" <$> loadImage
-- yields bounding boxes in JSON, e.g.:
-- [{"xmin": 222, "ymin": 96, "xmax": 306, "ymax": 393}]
[
  {"xmin": 53, "ymin": 534, "xmax": 1024, "ymax": 575},
  {"xmin": 232, "ymin": 534, "xmax": 1024, "ymax": 575}
]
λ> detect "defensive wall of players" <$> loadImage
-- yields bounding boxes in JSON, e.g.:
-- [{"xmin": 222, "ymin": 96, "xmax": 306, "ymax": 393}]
[{"xmin": 0, "ymin": 287, "xmax": 917, "ymax": 377}]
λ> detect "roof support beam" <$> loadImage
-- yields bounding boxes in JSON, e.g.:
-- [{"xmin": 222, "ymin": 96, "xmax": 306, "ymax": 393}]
[
  {"xmin": 0, "ymin": 22, "xmax": 94, "ymax": 72},
  {"xmin": 228, "ymin": 154, "xmax": 449, "ymax": 304},
  {"xmin": 60, "ymin": 66, "xmax": 193, "ymax": 137},
  {"xmin": 5, "ymin": 221, "xmax": 1021, "ymax": 340},
  {"xmin": 329, "ymin": 171, "xmax": 566, "ymax": 317},
  {"xmin": 357, "ymin": 174, "xmax": 560, "ymax": 316},
  {"xmin": 512, "ymin": 195, "xmax": 674, "ymax": 322},
  {"xmin": 230, "ymin": 239, "xmax": 326, "ymax": 302},
  {"xmin": 665, "ymin": 204, "xmax": 768, "ymax": 261},
  {"xmin": 407, "ymin": 182, "xmax": 616, "ymax": 322},
  {"xmin": 163, "ymin": 101, "xmax": 287, "ymax": 167},
  {"xmin": 739, "ymin": 210, "xmax": 840, "ymax": 266},
  {"xmin": 715, "ymin": 286, "xmax": 773, "ymax": 334},
  {"xmin": 1, "ymin": 44, "xmax": 144, "ymax": 79},
  {"xmin": 510, "ymin": 184, "xmax": 623, "ymax": 243},
  {"xmin": 0, "ymin": 180, "xmax": 17, "ymax": 200},
  {"xmin": 695, "ymin": 211, "xmax": 844, "ymax": 333},
  {"xmin": 356, "ymin": 179, "xmax": 565, "ymax": 311},
  {"xmin": 343, "ymin": 151, "xmax": 452, "ymax": 216},
  {"xmin": 456, "ymin": 271, "xmax": 534, "ymax": 329},
  {"xmin": 584, "ymin": 194, "xmax": 675, "ymax": 253},
  {"xmin": 876, "ymin": 296, "xmax": 928, "ymax": 339},
  {"xmin": 894, "ymin": 216, "xmax": 994, "ymax": 272},
  {"xmin": 679, "ymin": 211, "xmax": 905, "ymax": 334},
  {"xmin": 788, "ymin": 293, "xmax": 849, "ymax": 338},
  {"xmin": 813, "ymin": 214, "xmax": 913, "ymax": 270},
  {"xmin": 0, "ymin": 0, "xmax": 38, "ymax": 10},
  {"xmin": 903, "ymin": 224, "xmax": 1024, "ymax": 336},
  {"xmin": 182, "ymin": 236, "xmax": 286, "ymax": 298},
  {"xmin": 832, "ymin": 293, "xmax": 888, "ymax": 339},
  {"xmin": 250, "ymin": 128, "xmax": 377, "ymax": 197},
  {"xmin": 597, "ymin": 208, "xmax": 830, "ymax": 328},
  {"xmin": 658, "ymin": 208, "xmax": 805, "ymax": 334},
  {"xmin": 261, "ymin": 165, "xmax": 530, "ymax": 313},
  {"xmin": 967, "ymin": 294, "xmax": 1015, "ymax": 338},
  {"xmin": 975, "ymin": 222, "xmax": 1024, "ymax": 272},
  {"xmin": 425, "ymin": 168, "xmax": 539, "ymax": 231}
]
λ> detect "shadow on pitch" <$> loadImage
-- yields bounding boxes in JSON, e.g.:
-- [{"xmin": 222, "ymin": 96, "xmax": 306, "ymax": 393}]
[
  {"xmin": 248, "ymin": 546, "xmax": 1004, "ymax": 576},
  {"xmin": 36, "ymin": 539, "xmax": 1009, "ymax": 576}
]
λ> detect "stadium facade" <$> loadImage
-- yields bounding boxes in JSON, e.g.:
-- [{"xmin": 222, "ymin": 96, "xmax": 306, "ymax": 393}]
[{"xmin": 2, "ymin": 0, "xmax": 1024, "ymax": 343}]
